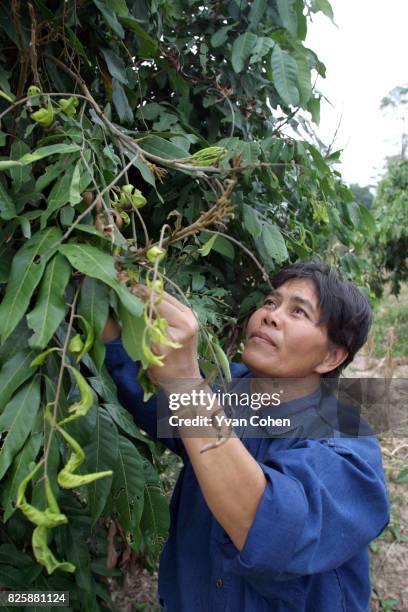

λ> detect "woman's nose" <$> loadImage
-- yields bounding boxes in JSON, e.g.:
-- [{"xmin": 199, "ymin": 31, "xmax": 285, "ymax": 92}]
[{"xmin": 262, "ymin": 306, "xmax": 282, "ymax": 328}]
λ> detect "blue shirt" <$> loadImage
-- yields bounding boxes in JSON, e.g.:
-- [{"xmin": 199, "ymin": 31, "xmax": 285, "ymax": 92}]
[{"xmin": 104, "ymin": 338, "xmax": 390, "ymax": 612}]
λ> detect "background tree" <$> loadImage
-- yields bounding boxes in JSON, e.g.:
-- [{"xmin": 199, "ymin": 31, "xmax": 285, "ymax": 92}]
[
  {"xmin": 0, "ymin": 0, "xmax": 375, "ymax": 607},
  {"xmin": 380, "ymin": 84, "xmax": 408, "ymax": 160},
  {"xmin": 349, "ymin": 183, "xmax": 374, "ymax": 209},
  {"xmin": 368, "ymin": 159, "xmax": 408, "ymax": 297}
]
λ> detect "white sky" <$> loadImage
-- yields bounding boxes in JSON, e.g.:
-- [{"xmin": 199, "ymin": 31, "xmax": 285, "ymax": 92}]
[{"xmin": 306, "ymin": 0, "xmax": 408, "ymax": 186}]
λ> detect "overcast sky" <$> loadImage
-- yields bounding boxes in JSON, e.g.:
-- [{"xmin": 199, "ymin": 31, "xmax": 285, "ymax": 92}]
[{"xmin": 306, "ymin": 0, "xmax": 408, "ymax": 187}]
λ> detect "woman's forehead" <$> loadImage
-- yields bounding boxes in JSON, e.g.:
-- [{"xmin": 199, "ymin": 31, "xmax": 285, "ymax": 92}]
[{"xmin": 268, "ymin": 278, "xmax": 319, "ymax": 303}]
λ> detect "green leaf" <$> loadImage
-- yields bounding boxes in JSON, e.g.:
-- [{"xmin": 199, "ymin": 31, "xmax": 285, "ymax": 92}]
[
  {"xmin": 243, "ymin": 204, "xmax": 262, "ymax": 237},
  {"xmin": 66, "ymin": 527, "xmax": 92, "ymax": 594},
  {"xmin": 213, "ymin": 342, "xmax": 231, "ymax": 383},
  {"xmin": 308, "ymin": 96, "xmax": 320, "ymax": 124},
  {"xmin": 119, "ymin": 16, "xmax": 157, "ymax": 54},
  {"xmin": 140, "ymin": 135, "xmax": 189, "ymax": 160},
  {"xmin": 101, "ymin": 48, "xmax": 128, "ymax": 84},
  {"xmin": 140, "ymin": 461, "xmax": 169, "ymax": 564},
  {"xmin": 9, "ymin": 140, "xmax": 31, "ymax": 192},
  {"xmin": 210, "ymin": 24, "xmax": 235, "ymax": 48},
  {"xmin": 58, "ymin": 244, "xmax": 143, "ymax": 317},
  {"xmin": 0, "ymin": 242, "xmax": 14, "ymax": 283},
  {"xmin": 132, "ymin": 155, "xmax": 156, "ymax": 187},
  {"xmin": 105, "ymin": 0, "xmax": 128, "ymax": 17},
  {"xmin": 35, "ymin": 160, "xmax": 65, "ymax": 192},
  {"xmin": 248, "ymin": 0, "xmax": 267, "ymax": 27},
  {"xmin": 0, "ymin": 227, "xmax": 62, "ymax": 342},
  {"xmin": 0, "ymin": 543, "xmax": 35, "ymax": 567},
  {"xmin": 78, "ymin": 277, "xmax": 110, "ymax": 371},
  {"xmin": 0, "ymin": 179, "xmax": 16, "ymax": 220},
  {"xmin": 231, "ymin": 32, "xmax": 258, "ymax": 73},
  {"xmin": 104, "ymin": 403, "xmax": 155, "ymax": 446},
  {"xmin": 277, "ymin": 0, "xmax": 298, "ymax": 36},
  {"xmin": 198, "ymin": 234, "xmax": 218, "ymax": 256},
  {"xmin": 294, "ymin": 48, "xmax": 312, "ymax": 106},
  {"xmin": 396, "ymin": 467, "xmax": 408, "ymax": 483},
  {"xmin": 66, "ymin": 26, "xmax": 92, "ymax": 67},
  {"xmin": 311, "ymin": 0, "xmax": 334, "ymax": 21},
  {"xmin": 112, "ymin": 78, "xmax": 133, "ymax": 124},
  {"xmin": 0, "ymin": 350, "xmax": 37, "ymax": 413},
  {"xmin": 112, "ymin": 436, "xmax": 145, "ymax": 547},
  {"xmin": 93, "ymin": 0, "xmax": 125, "ymax": 37},
  {"xmin": 69, "ymin": 160, "xmax": 82, "ymax": 205},
  {"xmin": 118, "ymin": 303, "xmax": 145, "ymax": 362},
  {"xmin": 84, "ymin": 409, "xmax": 118, "ymax": 523},
  {"xmin": 0, "ymin": 89, "xmax": 14, "ymax": 103},
  {"xmin": 213, "ymin": 236, "xmax": 235, "ymax": 260},
  {"xmin": 26, "ymin": 254, "xmax": 71, "ymax": 349},
  {"xmin": 17, "ymin": 143, "xmax": 81, "ymax": 165},
  {"xmin": 0, "ymin": 565, "xmax": 29, "ymax": 589},
  {"xmin": 199, "ymin": 232, "xmax": 235, "ymax": 259},
  {"xmin": 271, "ymin": 44, "xmax": 300, "ymax": 107},
  {"xmin": 357, "ymin": 203, "xmax": 376, "ymax": 235},
  {"xmin": 308, "ymin": 144, "xmax": 329, "ymax": 175},
  {"xmin": 249, "ymin": 37, "xmax": 275, "ymax": 64},
  {"xmin": 2, "ymin": 429, "xmax": 43, "ymax": 521},
  {"xmin": 261, "ymin": 224, "xmax": 289, "ymax": 263},
  {"xmin": 40, "ymin": 165, "xmax": 75, "ymax": 228},
  {"xmin": 0, "ymin": 377, "xmax": 40, "ymax": 479}
]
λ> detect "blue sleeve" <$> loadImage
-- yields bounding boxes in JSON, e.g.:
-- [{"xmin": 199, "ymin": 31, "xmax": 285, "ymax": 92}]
[
  {"xmin": 104, "ymin": 337, "xmax": 185, "ymax": 457},
  {"xmin": 216, "ymin": 436, "xmax": 390, "ymax": 592}
]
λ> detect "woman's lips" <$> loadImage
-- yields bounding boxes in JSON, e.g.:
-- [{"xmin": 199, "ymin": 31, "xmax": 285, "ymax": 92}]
[{"xmin": 249, "ymin": 332, "xmax": 278, "ymax": 348}]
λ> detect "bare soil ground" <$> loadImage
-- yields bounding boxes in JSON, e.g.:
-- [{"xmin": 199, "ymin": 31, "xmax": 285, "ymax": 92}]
[{"xmin": 346, "ymin": 353, "xmax": 408, "ymax": 612}]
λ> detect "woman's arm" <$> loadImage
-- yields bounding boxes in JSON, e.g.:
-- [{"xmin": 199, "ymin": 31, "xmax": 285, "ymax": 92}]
[{"xmin": 102, "ymin": 314, "xmax": 121, "ymax": 342}]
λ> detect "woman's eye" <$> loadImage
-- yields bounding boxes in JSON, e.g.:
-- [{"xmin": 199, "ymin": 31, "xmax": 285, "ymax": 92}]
[
  {"xmin": 264, "ymin": 299, "xmax": 276, "ymax": 307},
  {"xmin": 294, "ymin": 307, "xmax": 307, "ymax": 317}
]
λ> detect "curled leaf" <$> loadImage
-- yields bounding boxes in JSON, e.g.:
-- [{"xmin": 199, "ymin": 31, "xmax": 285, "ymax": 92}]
[
  {"xmin": 68, "ymin": 333, "xmax": 84, "ymax": 355},
  {"xmin": 31, "ymin": 98, "xmax": 55, "ymax": 128},
  {"xmin": 30, "ymin": 347, "xmax": 61, "ymax": 367},
  {"xmin": 32, "ymin": 525, "xmax": 75, "ymax": 575},
  {"xmin": 146, "ymin": 246, "xmax": 165, "ymax": 263},
  {"xmin": 56, "ymin": 424, "xmax": 112, "ymax": 489},
  {"xmin": 58, "ymin": 365, "xmax": 93, "ymax": 424}
]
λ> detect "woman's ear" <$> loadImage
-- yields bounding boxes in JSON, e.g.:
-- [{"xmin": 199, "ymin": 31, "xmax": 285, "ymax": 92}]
[{"xmin": 315, "ymin": 344, "xmax": 349, "ymax": 375}]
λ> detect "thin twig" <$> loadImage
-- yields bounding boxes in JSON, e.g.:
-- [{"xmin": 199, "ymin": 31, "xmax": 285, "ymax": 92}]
[{"xmin": 43, "ymin": 285, "xmax": 81, "ymax": 476}]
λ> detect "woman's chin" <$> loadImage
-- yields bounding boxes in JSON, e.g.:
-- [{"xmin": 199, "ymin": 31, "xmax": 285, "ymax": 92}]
[{"xmin": 242, "ymin": 349, "xmax": 281, "ymax": 378}]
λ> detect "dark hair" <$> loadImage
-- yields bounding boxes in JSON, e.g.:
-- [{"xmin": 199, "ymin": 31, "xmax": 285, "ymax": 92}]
[{"xmin": 270, "ymin": 259, "xmax": 373, "ymax": 378}]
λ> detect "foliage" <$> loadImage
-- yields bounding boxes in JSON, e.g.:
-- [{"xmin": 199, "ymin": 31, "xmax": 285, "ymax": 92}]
[
  {"xmin": 0, "ymin": 0, "xmax": 375, "ymax": 607},
  {"xmin": 370, "ymin": 287, "xmax": 408, "ymax": 359},
  {"xmin": 349, "ymin": 183, "xmax": 374, "ymax": 210},
  {"xmin": 368, "ymin": 160, "xmax": 408, "ymax": 296}
]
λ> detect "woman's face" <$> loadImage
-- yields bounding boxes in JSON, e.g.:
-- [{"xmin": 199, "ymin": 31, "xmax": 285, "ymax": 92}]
[{"xmin": 242, "ymin": 278, "xmax": 346, "ymax": 379}]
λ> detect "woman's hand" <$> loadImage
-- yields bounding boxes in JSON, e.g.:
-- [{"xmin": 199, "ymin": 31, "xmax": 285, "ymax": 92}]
[{"xmin": 136, "ymin": 285, "xmax": 201, "ymax": 386}]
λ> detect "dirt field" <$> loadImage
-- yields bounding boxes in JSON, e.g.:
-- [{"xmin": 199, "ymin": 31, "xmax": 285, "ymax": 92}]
[{"xmin": 347, "ymin": 353, "xmax": 408, "ymax": 612}]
